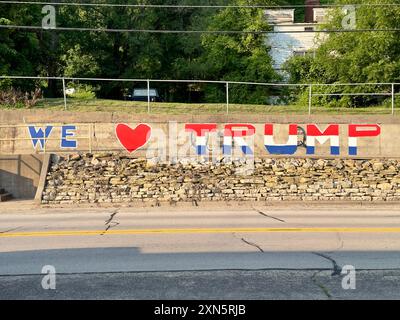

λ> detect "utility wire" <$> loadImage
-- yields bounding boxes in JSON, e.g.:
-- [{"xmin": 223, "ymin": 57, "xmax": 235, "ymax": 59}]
[
  {"xmin": 1, "ymin": 1, "xmax": 400, "ymax": 9},
  {"xmin": 1, "ymin": 24, "xmax": 400, "ymax": 34}
]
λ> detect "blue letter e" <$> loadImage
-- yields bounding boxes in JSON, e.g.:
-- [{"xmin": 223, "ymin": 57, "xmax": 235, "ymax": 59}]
[{"xmin": 61, "ymin": 125, "xmax": 77, "ymax": 148}]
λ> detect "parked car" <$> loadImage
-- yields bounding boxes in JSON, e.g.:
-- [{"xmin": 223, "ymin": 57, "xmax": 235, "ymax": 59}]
[{"xmin": 127, "ymin": 88, "xmax": 162, "ymax": 102}]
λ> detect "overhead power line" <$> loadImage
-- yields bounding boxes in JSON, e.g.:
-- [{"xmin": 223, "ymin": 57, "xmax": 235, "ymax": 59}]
[
  {"xmin": 1, "ymin": 1, "xmax": 400, "ymax": 9},
  {"xmin": 1, "ymin": 24, "xmax": 400, "ymax": 34}
]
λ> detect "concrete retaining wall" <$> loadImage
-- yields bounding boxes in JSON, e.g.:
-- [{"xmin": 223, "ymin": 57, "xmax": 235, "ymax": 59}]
[
  {"xmin": 0, "ymin": 117, "xmax": 398, "ymax": 158},
  {"xmin": 2, "ymin": 109, "xmax": 400, "ymax": 125},
  {"xmin": 0, "ymin": 154, "xmax": 44, "ymax": 199},
  {"xmin": 2, "ymin": 111, "xmax": 400, "ymax": 203}
]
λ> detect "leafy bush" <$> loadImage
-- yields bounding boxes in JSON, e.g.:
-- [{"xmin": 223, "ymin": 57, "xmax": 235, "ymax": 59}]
[
  {"xmin": 283, "ymin": 0, "xmax": 400, "ymax": 108},
  {"xmin": 0, "ymin": 88, "xmax": 41, "ymax": 108},
  {"xmin": 66, "ymin": 84, "xmax": 96, "ymax": 100}
]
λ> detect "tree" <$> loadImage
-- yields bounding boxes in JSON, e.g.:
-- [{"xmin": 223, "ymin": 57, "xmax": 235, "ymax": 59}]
[
  {"xmin": 284, "ymin": 0, "xmax": 400, "ymax": 108},
  {"xmin": 1, "ymin": 0, "xmax": 279, "ymax": 103},
  {"xmin": 0, "ymin": 4, "xmax": 43, "ymax": 91},
  {"xmin": 196, "ymin": 0, "xmax": 280, "ymax": 103},
  {"xmin": 56, "ymin": 0, "xmax": 220, "ymax": 99}
]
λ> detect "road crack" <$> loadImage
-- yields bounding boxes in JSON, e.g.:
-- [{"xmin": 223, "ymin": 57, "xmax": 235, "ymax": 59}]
[
  {"xmin": 311, "ymin": 271, "xmax": 333, "ymax": 300},
  {"xmin": 0, "ymin": 227, "xmax": 21, "ymax": 234},
  {"xmin": 241, "ymin": 238, "xmax": 264, "ymax": 252},
  {"xmin": 252, "ymin": 207, "xmax": 285, "ymax": 223},
  {"xmin": 101, "ymin": 209, "xmax": 120, "ymax": 236},
  {"xmin": 310, "ymin": 246, "xmax": 343, "ymax": 299},
  {"xmin": 232, "ymin": 233, "xmax": 265, "ymax": 252},
  {"xmin": 233, "ymin": 233, "xmax": 264, "ymax": 253},
  {"xmin": 312, "ymin": 252, "xmax": 342, "ymax": 276}
]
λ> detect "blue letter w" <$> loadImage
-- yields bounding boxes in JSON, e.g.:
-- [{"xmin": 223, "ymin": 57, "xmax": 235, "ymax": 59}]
[{"xmin": 28, "ymin": 126, "xmax": 53, "ymax": 150}]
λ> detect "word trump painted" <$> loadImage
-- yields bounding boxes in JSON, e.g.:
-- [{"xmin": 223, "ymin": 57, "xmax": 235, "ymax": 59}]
[{"xmin": 186, "ymin": 123, "xmax": 381, "ymax": 156}]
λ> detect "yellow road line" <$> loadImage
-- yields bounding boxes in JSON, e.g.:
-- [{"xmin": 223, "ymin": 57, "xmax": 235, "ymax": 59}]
[{"xmin": 1, "ymin": 227, "xmax": 400, "ymax": 238}]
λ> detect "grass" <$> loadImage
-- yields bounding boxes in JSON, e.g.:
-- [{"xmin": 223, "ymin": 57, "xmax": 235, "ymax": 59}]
[{"xmin": 1, "ymin": 98, "xmax": 399, "ymax": 115}]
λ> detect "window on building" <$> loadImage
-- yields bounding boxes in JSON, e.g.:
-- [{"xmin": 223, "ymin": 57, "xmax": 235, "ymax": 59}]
[{"xmin": 293, "ymin": 50, "xmax": 316, "ymax": 58}]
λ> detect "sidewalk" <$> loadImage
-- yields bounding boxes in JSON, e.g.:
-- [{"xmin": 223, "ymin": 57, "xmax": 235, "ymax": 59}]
[
  {"xmin": 0, "ymin": 200, "xmax": 41, "ymax": 212},
  {"xmin": 0, "ymin": 198, "xmax": 399, "ymax": 214}
]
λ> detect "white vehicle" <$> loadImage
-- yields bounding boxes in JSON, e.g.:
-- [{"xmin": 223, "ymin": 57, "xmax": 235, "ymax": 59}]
[{"xmin": 65, "ymin": 88, "xmax": 76, "ymax": 96}]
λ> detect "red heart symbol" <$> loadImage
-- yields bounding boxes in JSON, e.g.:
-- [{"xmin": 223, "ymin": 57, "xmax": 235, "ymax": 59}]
[{"xmin": 116, "ymin": 123, "xmax": 152, "ymax": 153}]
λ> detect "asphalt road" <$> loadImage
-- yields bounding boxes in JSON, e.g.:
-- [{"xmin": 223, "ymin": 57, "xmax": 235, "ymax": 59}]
[{"xmin": 1, "ymin": 204, "xmax": 400, "ymax": 300}]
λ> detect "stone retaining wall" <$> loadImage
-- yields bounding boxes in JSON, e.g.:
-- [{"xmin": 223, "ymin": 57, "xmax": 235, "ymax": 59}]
[
  {"xmin": 42, "ymin": 154, "xmax": 400, "ymax": 204},
  {"xmin": 42, "ymin": 153, "xmax": 400, "ymax": 204}
]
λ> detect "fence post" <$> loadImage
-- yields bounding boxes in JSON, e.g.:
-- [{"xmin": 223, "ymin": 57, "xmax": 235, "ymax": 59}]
[
  {"xmin": 226, "ymin": 82, "xmax": 229, "ymax": 114},
  {"xmin": 62, "ymin": 77, "xmax": 67, "ymax": 110},
  {"xmin": 308, "ymin": 84, "xmax": 312, "ymax": 115},
  {"xmin": 43, "ymin": 126, "xmax": 46, "ymax": 154},
  {"xmin": 392, "ymin": 83, "xmax": 395, "ymax": 115},
  {"xmin": 147, "ymin": 79, "xmax": 151, "ymax": 114}
]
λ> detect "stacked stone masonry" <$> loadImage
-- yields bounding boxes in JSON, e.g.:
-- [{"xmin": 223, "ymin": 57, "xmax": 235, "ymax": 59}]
[{"xmin": 42, "ymin": 153, "xmax": 400, "ymax": 204}]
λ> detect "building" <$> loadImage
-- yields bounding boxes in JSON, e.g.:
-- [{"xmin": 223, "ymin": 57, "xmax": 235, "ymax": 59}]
[{"xmin": 265, "ymin": 1, "xmax": 328, "ymax": 75}]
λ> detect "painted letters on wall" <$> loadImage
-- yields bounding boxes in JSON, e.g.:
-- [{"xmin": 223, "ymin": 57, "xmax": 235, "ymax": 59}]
[
  {"xmin": 185, "ymin": 124, "xmax": 217, "ymax": 155},
  {"xmin": 28, "ymin": 125, "xmax": 78, "ymax": 151},
  {"xmin": 264, "ymin": 124, "xmax": 298, "ymax": 155},
  {"xmin": 183, "ymin": 123, "xmax": 382, "ymax": 157},
  {"xmin": 28, "ymin": 126, "xmax": 53, "ymax": 149},
  {"xmin": 25, "ymin": 123, "xmax": 382, "ymax": 156},
  {"xmin": 306, "ymin": 124, "xmax": 340, "ymax": 155},
  {"xmin": 348, "ymin": 124, "xmax": 381, "ymax": 156},
  {"xmin": 61, "ymin": 126, "xmax": 77, "ymax": 148},
  {"xmin": 223, "ymin": 124, "xmax": 255, "ymax": 156}
]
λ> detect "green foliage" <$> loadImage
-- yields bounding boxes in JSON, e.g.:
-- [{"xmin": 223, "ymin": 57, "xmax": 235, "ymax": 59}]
[
  {"xmin": 0, "ymin": 5, "xmax": 44, "ymax": 91},
  {"xmin": 0, "ymin": 87, "xmax": 42, "ymax": 109},
  {"xmin": 1, "ymin": 0, "xmax": 278, "ymax": 103},
  {"xmin": 67, "ymin": 84, "xmax": 97, "ymax": 100},
  {"xmin": 0, "ymin": 77, "xmax": 12, "ymax": 90},
  {"xmin": 284, "ymin": 0, "xmax": 400, "ymax": 107},
  {"xmin": 62, "ymin": 45, "xmax": 100, "ymax": 78},
  {"xmin": 198, "ymin": 0, "xmax": 280, "ymax": 103}
]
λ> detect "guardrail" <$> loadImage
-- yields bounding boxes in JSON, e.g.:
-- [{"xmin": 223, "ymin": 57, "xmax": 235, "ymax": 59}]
[{"xmin": 0, "ymin": 76, "xmax": 399, "ymax": 115}]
